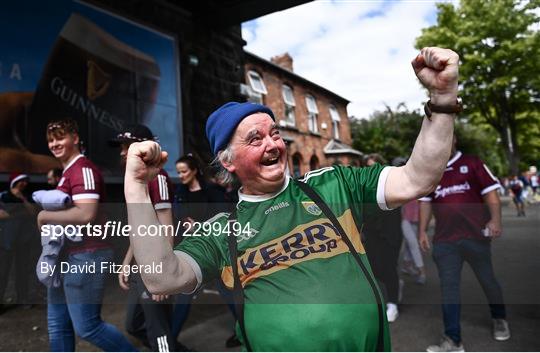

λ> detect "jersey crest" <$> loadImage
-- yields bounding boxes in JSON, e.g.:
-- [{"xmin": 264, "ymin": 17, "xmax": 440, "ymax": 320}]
[{"xmin": 302, "ymin": 201, "xmax": 322, "ymax": 216}]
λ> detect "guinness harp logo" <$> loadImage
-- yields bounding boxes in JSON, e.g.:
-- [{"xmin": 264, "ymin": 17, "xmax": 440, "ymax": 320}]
[{"xmin": 86, "ymin": 60, "xmax": 111, "ymax": 100}]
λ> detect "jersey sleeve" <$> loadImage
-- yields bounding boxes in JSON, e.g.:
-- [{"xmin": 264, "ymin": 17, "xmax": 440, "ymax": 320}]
[
  {"xmin": 148, "ymin": 172, "xmax": 173, "ymax": 210},
  {"xmin": 69, "ymin": 165, "xmax": 101, "ymax": 201},
  {"xmin": 473, "ymin": 158, "xmax": 501, "ymax": 195},
  {"xmin": 335, "ymin": 163, "xmax": 393, "ymax": 210},
  {"xmin": 174, "ymin": 212, "xmax": 229, "ymax": 290}
]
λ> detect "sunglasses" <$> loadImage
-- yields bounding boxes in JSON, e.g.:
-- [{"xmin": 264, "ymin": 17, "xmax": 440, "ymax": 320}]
[{"xmin": 116, "ymin": 132, "xmax": 157, "ymax": 142}]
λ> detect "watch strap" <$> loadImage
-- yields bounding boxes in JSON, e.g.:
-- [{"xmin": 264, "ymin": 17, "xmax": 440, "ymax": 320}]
[{"xmin": 424, "ymin": 99, "xmax": 463, "ymax": 119}]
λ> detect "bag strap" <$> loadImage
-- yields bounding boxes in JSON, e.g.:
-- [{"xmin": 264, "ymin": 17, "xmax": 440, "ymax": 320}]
[
  {"xmin": 293, "ymin": 179, "xmax": 386, "ymax": 352},
  {"xmin": 226, "ymin": 209, "xmax": 253, "ymax": 352}
]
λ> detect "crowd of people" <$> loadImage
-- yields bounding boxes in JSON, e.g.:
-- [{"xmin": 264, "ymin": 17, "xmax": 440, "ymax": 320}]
[
  {"xmin": 0, "ymin": 46, "xmax": 533, "ymax": 352},
  {"xmin": 0, "ymin": 120, "xmax": 242, "ymax": 352},
  {"xmin": 501, "ymin": 169, "xmax": 539, "ymax": 217}
]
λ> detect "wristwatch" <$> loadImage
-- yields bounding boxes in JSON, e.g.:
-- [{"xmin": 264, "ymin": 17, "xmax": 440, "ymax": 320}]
[{"xmin": 424, "ymin": 98, "xmax": 463, "ymax": 120}]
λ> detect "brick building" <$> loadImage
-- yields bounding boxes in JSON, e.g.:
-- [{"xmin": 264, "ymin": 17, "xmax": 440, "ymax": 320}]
[{"xmin": 243, "ymin": 51, "xmax": 362, "ymax": 177}]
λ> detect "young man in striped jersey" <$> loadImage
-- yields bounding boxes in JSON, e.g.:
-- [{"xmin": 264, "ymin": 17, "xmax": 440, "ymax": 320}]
[
  {"xmin": 109, "ymin": 124, "xmax": 177, "ymax": 352},
  {"xmin": 38, "ymin": 118, "xmax": 136, "ymax": 351},
  {"xmin": 124, "ymin": 47, "xmax": 460, "ymax": 351}
]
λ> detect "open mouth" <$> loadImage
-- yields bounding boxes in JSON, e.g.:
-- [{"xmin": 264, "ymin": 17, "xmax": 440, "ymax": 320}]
[{"xmin": 261, "ymin": 156, "xmax": 279, "ymax": 166}]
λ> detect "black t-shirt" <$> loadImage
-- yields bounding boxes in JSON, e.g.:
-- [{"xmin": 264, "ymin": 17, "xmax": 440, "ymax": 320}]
[
  {"xmin": 174, "ymin": 182, "xmax": 227, "ymax": 223},
  {"xmin": 182, "ymin": 189, "xmax": 209, "ymax": 222}
]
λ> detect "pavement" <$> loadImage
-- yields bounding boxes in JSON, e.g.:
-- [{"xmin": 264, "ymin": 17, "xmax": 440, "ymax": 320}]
[
  {"xmin": 0, "ymin": 201, "xmax": 538, "ymax": 351},
  {"xmin": 388, "ymin": 199, "xmax": 540, "ymax": 351}
]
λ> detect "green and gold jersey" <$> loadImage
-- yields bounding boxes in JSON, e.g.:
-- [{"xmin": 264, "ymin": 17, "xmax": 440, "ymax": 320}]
[{"xmin": 175, "ymin": 164, "xmax": 392, "ymax": 351}]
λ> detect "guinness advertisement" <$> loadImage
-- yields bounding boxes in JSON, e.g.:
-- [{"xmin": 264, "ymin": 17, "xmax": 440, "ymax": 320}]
[{"xmin": 0, "ymin": 1, "xmax": 181, "ymax": 176}]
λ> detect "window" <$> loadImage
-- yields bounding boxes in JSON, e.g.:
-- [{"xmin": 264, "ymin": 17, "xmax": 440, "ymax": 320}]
[
  {"xmin": 305, "ymin": 95, "xmax": 319, "ymax": 133},
  {"xmin": 309, "ymin": 155, "xmax": 319, "ymax": 171},
  {"xmin": 246, "ymin": 70, "xmax": 267, "ymax": 104},
  {"xmin": 292, "ymin": 153, "xmax": 302, "ymax": 178},
  {"xmin": 282, "ymin": 85, "xmax": 296, "ymax": 126},
  {"xmin": 247, "ymin": 70, "xmax": 267, "ymax": 95},
  {"xmin": 329, "ymin": 105, "xmax": 341, "ymax": 140},
  {"xmin": 247, "ymin": 90, "xmax": 263, "ymax": 104}
]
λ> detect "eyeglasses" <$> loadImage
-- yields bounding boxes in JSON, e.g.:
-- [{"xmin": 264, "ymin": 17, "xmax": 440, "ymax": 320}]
[
  {"xmin": 47, "ymin": 123, "xmax": 64, "ymax": 131},
  {"xmin": 47, "ymin": 121, "xmax": 77, "ymax": 132},
  {"xmin": 116, "ymin": 132, "xmax": 157, "ymax": 142}
]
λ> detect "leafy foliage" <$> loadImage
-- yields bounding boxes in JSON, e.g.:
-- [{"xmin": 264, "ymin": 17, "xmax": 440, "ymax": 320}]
[
  {"xmin": 351, "ymin": 104, "xmax": 507, "ymax": 176},
  {"xmin": 351, "ymin": 104, "xmax": 423, "ymax": 163},
  {"xmin": 415, "ymin": 0, "xmax": 540, "ymax": 173}
]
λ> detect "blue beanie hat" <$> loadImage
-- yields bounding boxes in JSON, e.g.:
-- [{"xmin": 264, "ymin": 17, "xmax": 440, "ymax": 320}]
[{"xmin": 205, "ymin": 102, "xmax": 275, "ymax": 155}]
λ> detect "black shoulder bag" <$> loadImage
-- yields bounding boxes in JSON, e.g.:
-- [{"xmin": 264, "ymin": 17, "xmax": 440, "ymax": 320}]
[
  {"xmin": 226, "ymin": 208, "xmax": 253, "ymax": 352},
  {"xmin": 226, "ymin": 179, "xmax": 385, "ymax": 352}
]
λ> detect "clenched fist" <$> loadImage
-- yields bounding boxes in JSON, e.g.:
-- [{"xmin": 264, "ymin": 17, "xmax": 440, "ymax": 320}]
[
  {"xmin": 125, "ymin": 141, "xmax": 168, "ymax": 185},
  {"xmin": 412, "ymin": 47, "xmax": 459, "ymax": 105}
]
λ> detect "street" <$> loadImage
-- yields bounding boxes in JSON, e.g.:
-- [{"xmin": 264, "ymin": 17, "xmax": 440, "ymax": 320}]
[
  {"xmin": 0, "ymin": 201, "xmax": 538, "ymax": 351},
  {"xmin": 390, "ymin": 200, "xmax": 540, "ymax": 351}
]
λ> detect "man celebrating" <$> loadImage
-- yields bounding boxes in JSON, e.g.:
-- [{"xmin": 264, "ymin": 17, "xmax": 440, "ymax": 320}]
[
  {"xmin": 109, "ymin": 124, "xmax": 176, "ymax": 352},
  {"xmin": 124, "ymin": 47, "xmax": 460, "ymax": 351},
  {"xmin": 419, "ymin": 136, "xmax": 509, "ymax": 352}
]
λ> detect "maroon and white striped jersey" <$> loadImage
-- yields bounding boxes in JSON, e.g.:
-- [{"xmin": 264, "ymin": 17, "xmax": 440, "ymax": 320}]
[
  {"xmin": 420, "ymin": 151, "xmax": 501, "ymax": 243},
  {"xmin": 57, "ymin": 154, "xmax": 110, "ymax": 253}
]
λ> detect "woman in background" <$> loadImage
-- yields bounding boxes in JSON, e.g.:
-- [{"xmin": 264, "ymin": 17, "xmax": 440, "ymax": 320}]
[
  {"xmin": 401, "ymin": 199, "xmax": 426, "ymax": 284},
  {"xmin": 172, "ymin": 154, "xmax": 240, "ymax": 348},
  {"xmin": 174, "ymin": 154, "xmax": 225, "ymax": 227}
]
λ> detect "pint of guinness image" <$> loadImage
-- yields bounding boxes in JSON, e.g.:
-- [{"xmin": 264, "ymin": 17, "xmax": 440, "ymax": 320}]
[{"xmin": 27, "ymin": 13, "xmax": 161, "ymax": 174}]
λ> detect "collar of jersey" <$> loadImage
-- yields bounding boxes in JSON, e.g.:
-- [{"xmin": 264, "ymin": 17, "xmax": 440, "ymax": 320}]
[
  {"xmin": 62, "ymin": 154, "xmax": 85, "ymax": 174},
  {"xmin": 447, "ymin": 151, "xmax": 462, "ymax": 167},
  {"xmin": 237, "ymin": 175, "xmax": 290, "ymax": 204}
]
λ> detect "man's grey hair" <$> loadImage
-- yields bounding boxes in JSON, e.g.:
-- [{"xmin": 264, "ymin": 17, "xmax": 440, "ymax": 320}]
[{"xmin": 211, "ymin": 143, "xmax": 238, "ymax": 185}]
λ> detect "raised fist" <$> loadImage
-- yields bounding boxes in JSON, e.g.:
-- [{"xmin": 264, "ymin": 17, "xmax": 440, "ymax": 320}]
[
  {"xmin": 412, "ymin": 47, "xmax": 459, "ymax": 105},
  {"xmin": 125, "ymin": 141, "xmax": 168, "ymax": 184}
]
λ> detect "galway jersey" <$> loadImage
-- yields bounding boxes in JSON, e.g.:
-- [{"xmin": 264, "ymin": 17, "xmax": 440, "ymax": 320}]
[
  {"xmin": 420, "ymin": 151, "xmax": 501, "ymax": 243},
  {"xmin": 175, "ymin": 164, "xmax": 392, "ymax": 351},
  {"xmin": 57, "ymin": 154, "xmax": 110, "ymax": 254},
  {"xmin": 148, "ymin": 169, "xmax": 173, "ymax": 210}
]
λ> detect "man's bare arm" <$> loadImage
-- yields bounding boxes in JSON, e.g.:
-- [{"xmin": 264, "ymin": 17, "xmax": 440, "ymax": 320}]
[
  {"xmin": 418, "ymin": 201, "xmax": 433, "ymax": 252},
  {"xmin": 385, "ymin": 47, "xmax": 459, "ymax": 208},
  {"xmin": 483, "ymin": 189, "xmax": 502, "ymax": 237},
  {"xmin": 118, "ymin": 245, "xmax": 134, "ymax": 290},
  {"xmin": 37, "ymin": 199, "xmax": 98, "ymax": 228},
  {"xmin": 125, "ymin": 142, "xmax": 197, "ymax": 295},
  {"xmin": 156, "ymin": 207, "xmax": 175, "ymax": 247}
]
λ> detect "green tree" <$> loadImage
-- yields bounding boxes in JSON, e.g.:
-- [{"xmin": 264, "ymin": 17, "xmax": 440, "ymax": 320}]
[
  {"xmin": 351, "ymin": 104, "xmax": 507, "ymax": 176},
  {"xmin": 454, "ymin": 119, "xmax": 507, "ymax": 176},
  {"xmin": 415, "ymin": 0, "xmax": 540, "ymax": 174},
  {"xmin": 351, "ymin": 104, "xmax": 423, "ymax": 163}
]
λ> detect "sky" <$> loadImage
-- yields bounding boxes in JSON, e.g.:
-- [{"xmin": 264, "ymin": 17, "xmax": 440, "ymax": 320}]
[{"xmin": 242, "ymin": 0, "xmax": 454, "ymax": 120}]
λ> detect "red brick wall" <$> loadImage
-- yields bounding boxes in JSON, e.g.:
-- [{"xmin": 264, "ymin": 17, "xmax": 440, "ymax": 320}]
[{"xmin": 245, "ymin": 59, "xmax": 357, "ymax": 176}]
